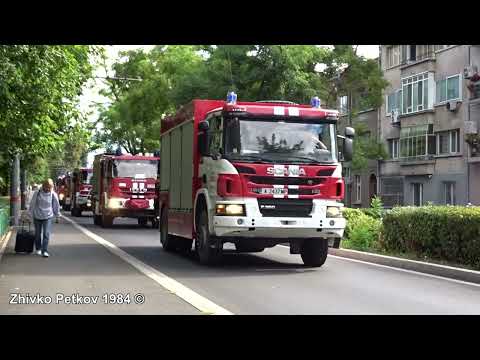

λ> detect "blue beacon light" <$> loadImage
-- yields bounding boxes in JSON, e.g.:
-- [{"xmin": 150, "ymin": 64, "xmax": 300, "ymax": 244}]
[
  {"xmin": 227, "ymin": 91, "xmax": 237, "ymax": 104},
  {"xmin": 311, "ymin": 96, "xmax": 321, "ymax": 108}
]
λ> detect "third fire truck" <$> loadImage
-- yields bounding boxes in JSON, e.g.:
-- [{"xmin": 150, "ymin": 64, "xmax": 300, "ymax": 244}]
[
  {"xmin": 91, "ymin": 153, "xmax": 160, "ymax": 228},
  {"xmin": 158, "ymin": 93, "xmax": 354, "ymax": 267},
  {"xmin": 70, "ymin": 168, "xmax": 93, "ymax": 217}
]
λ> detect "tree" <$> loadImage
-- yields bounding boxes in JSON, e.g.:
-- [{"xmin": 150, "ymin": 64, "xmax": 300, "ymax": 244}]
[
  {"xmin": 350, "ymin": 122, "xmax": 388, "ymax": 171},
  {"xmin": 0, "ymin": 45, "xmax": 100, "ymax": 190}
]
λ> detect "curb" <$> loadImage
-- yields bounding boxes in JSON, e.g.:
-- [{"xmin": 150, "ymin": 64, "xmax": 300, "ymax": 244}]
[{"xmin": 329, "ymin": 248, "xmax": 480, "ymax": 285}]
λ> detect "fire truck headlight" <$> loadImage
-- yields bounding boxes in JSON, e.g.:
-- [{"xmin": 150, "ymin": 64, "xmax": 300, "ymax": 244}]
[
  {"xmin": 108, "ymin": 198, "xmax": 124, "ymax": 209},
  {"xmin": 216, "ymin": 204, "xmax": 245, "ymax": 216},
  {"xmin": 59, "ymin": 193, "xmax": 64, "ymax": 201},
  {"xmin": 326, "ymin": 206, "xmax": 342, "ymax": 218}
]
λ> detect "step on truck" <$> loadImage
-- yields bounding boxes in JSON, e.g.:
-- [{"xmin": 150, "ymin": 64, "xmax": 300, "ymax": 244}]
[
  {"xmin": 70, "ymin": 167, "xmax": 93, "ymax": 217},
  {"xmin": 159, "ymin": 93, "xmax": 354, "ymax": 267},
  {"xmin": 91, "ymin": 152, "xmax": 160, "ymax": 228}
]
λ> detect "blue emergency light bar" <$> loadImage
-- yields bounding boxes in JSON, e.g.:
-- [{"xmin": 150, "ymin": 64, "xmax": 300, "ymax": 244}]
[
  {"xmin": 311, "ymin": 96, "xmax": 321, "ymax": 108},
  {"xmin": 227, "ymin": 91, "xmax": 237, "ymax": 104}
]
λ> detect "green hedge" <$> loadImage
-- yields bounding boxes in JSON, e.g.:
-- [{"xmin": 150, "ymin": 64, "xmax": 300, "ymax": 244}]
[
  {"xmin": 382, "ymin": 206, "xmax": 480, "ymax": 269},
  {"xmin": 343, "ymin": 208, "xmax": 381, "ymax": 251}
]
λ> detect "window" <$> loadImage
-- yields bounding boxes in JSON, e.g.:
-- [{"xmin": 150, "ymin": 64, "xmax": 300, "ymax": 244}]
[
  {"xmin": 416, "ymin": 45, "xmax": 434, "ymax": 61},
  {"xmin": 209, "ymin": 116, "xmax": 223, "ymax": 154},
  {"xmin": 386, "ymin": 89, "xmax": 403, "ymax": 115},
  {"xmin": 339, "ymin": 95, "xmax": 348, "ymax": 114},
  {"xmin": 444, "ymin": 182, "xmax": 456, "ymax": 205},
  {"xmin": 436, "ymin": 74, "xmax": 461, "ymax": 103},
  {"xmin": 388, "ymin": 138, "xmax": 399, "ymax": 159},
  {"xmin": 386, "ymin": 45, "xmax": 400, "ymax": 68},
  {"xmin": 400, "ymin": 124, "xmax": 435, "ymax": 159},
  {"xmin": 402, "ymin": 72, "xmax": 433, "ymax": 114},
  {"xmin": 355, "ymin": 175, "xmax": 361, "ymax": 203},
  {"xmin": 412, "ymin": 183, "xmax": 423, "ymax": 206},
  {"xmin": 436, "ymin": 129, "xmax": 460, "ymax": 155}
]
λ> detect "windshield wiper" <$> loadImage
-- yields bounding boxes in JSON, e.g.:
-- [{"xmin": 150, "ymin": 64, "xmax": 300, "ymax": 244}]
[
  {"xmin": 224, "ymin": 154, "xmax": 275, "ymax": 163},
  {"xmin": 281, "ymin": 155, "xmax": 333, "ymax": 164}
]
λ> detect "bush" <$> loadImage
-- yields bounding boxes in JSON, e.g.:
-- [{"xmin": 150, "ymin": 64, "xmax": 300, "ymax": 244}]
[
  {"xmin": 343, "ymin": 208, "xmax": 381, "ymax": 251},
  {"xmin": 382, "ymin": 206, "xmax": 480, "ymax": 269}
]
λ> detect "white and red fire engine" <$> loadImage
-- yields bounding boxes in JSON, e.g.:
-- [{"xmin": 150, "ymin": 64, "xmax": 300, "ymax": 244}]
[
  {"xmin": 159, "ymin": 93, "xmax": 354, "ymax": 267},
  {"xmin": 91, "ymin": 153, "xmax": 160, "ymax": 228}
]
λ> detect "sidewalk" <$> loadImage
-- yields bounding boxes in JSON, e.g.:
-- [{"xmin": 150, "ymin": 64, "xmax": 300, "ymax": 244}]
[{"xmin": 0, "ymin": 216, "xmax": 199, "ymax": 314}]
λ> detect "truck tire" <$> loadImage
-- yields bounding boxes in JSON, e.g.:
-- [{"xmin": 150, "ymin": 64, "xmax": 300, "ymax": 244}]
[
  {"xmin": 63, "ymin": 204, "xmax": 71, "ymax": 212},
  {"xmin": 101, "ymin": 214, "xmax": 113, "ymax": 228},
  {"xmin": 160, "ymin": 208, "xmax": 177, "ymax": 252},
  {"xmin": 300, "ymin": 239, "xmax": 328, "ymax": 267},
  {"xmin": 138, "ymin": 217, "xmax": 148, "ymax": 227},
  {"xmin": 195, "ymin": 209, "xmax": 221, "ymax": 265}
]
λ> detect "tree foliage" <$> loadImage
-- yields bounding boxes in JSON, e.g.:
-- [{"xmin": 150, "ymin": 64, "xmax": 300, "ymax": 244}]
[
  {"xmin": 0, "ymin": 45, "xmax": 100, "ymax": 188},
  {"xmin": 97, "ymin": 45, "xmax": 388, "ymax": 162}
]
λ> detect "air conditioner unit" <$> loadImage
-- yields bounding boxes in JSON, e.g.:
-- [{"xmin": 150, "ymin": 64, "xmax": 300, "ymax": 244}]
[
  {"xmin": 391, "ymin": 109, "xmax": 400, "ymax": 124},
  {"xmin": 464, "ymin": 65, "xmax": 478, "ymax": 79},
  {"xmin": 446, "ymin": 100, "xmax": 459, "ymax": 112}
]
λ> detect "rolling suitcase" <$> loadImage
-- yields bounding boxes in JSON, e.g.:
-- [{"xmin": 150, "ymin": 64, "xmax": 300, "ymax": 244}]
[{"xmin": 15, "ymin": 220, "xmax": 35, "ymax": 254}]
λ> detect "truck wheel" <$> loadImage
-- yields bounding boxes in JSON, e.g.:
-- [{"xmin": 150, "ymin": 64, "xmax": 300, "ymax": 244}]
[
  {"xmin": 235, "ymin": 243, "xmax": 265, "ymax": 253},
  {"xmin": 101, "ymin": 214, "xmax": 113, "ymax": 228},
  {"xmin": 160, "ymin": 208, "xmax": 177, "ymax": 252},
  {"xmin": 300, "ymin": 239, "xmax": 329, "ymax": 267},
  {"xmin": 196, "ymin": 210, "xmax": 221, "ymax": 265},
  {"xmin": 138, "ymin": 217, "xmax": 148, "ymax": 227},
  {"xmin": 71, "ymin": 208, "xmax": 77, "ymax": 217}
]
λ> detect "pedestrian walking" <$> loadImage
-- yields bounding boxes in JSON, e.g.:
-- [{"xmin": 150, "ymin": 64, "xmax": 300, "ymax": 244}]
[{"xmin": 28, "ymin": 178, "xmax": 61, "ymax": 258}]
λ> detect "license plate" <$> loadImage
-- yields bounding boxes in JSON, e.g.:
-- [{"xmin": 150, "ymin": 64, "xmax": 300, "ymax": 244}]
[{"xmin": 260, "ymin": 188, "xmax": 287, "ymax": 195}]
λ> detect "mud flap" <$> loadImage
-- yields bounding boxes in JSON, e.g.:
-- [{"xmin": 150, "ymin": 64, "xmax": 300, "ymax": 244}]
[{"xmin": 290, "ymin": 239, "xmax": 304, "ymax": 254}]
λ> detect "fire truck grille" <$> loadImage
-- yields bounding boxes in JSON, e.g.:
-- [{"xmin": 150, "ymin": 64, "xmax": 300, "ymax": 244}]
[
  {"xmin": 258, "ymin": 198, "xmax": 313, "ymax": 218},
  {"xmin": 249, "ymin": 176, "xmax": 325, "ymax": 186}
]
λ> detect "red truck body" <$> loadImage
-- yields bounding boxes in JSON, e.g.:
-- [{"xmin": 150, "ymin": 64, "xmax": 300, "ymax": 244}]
[{"xmin": 69, "ymin": 168, "xmax": 93, "ymax": 217}]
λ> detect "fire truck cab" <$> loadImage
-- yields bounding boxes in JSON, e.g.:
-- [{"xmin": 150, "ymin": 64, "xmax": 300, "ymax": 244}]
[
  {"xmin": 91, "ymin": 153, "xmax": 160, "ymax": 228},
  {"xmin": 159, "ymin": 94, "xmax": 354, "ymax": 267}
]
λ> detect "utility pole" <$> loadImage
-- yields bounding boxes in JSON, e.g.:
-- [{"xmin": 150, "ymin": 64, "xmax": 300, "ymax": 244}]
[
  {"xmin": 10, "ymin": 152, "xmax": 20, "ymax": 226},
  {"xmin": 20, "ymin": 159, "xmax": 27, "ymax": 210}
]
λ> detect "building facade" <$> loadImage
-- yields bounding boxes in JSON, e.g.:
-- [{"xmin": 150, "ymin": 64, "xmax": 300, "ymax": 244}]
[
  {"xmin": 339, "ymin": 45, "xmax": 480, "ymax": 207},
  {"xmin": 378, "ymin": 45, "xmax": 480, "ymax": 207}
]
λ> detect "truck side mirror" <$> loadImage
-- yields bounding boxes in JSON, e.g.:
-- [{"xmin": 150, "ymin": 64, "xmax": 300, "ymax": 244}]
[
  {"xmin": 345, "ymin": 126, "xmax": 355, "ymax": 138},
  {"xmin": 343, "ymin": 137, "xmax": 353, "ymax": 162},
  {"xmin": 198, "ymin": 121, "xmax": 211, "ymax": 156}
]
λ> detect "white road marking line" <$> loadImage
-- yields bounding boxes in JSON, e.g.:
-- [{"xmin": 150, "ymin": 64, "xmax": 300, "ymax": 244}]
[
  {"xmin": 62, "ymin": 216, "xmax": 233, "ymax": 315},
  {"xmin": 278, "ymin": 245, "xmax": 480, "ymax": 288},
  {"xmin": 0, "ymin": 231, "xmax": 12, "ymax": 263}
]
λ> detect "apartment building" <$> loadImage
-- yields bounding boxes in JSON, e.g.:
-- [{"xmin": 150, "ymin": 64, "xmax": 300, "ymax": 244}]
[{"xmin": 378, "ymin": 45, "xmax": 480, "ymax": 207}]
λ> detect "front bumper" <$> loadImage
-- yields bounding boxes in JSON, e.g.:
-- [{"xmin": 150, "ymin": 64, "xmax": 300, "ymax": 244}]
[
  {"xmin": 212, "ymin": 198, "xmax": 345, "ymax": 238},
  {"xmin": 77, "ymin": 196, "xmax": 92, "ymax": 210}
]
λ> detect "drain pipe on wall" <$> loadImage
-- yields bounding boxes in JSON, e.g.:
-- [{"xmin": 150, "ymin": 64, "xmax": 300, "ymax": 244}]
[{"xmin": 466, "ymin": 45, "xmax": 471, "ymax": 204}]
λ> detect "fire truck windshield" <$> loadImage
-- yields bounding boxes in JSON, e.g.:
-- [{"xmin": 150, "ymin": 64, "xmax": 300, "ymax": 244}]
[
  {"xmin": 81, "ymin": 171, "xmax": 93, "ymax": 184},
  {"xmin": 224, "ymin": 117, "xmax": 338, "ymax": 164},
  {"xmin": 113, "ymin": 160, "xmax": 158, "ymax": 179}
]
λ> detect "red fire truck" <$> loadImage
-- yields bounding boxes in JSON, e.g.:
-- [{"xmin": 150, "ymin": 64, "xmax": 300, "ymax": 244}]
[
  {"xmin": 159, "ymin": 93, "xmax": 354, "ymax": 267},
  {"xmin": 91, "ymin": 153, "xmax": 160, "ymax": 228},
  {"xmin": 70, "ymin": 168, "xmax": 93, "ymax": 217}
]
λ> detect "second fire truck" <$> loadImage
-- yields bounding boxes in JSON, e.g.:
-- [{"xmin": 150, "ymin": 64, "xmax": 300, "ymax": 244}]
[{"xmin": 91, "ymin": 152, "xmax": 160, "ymax": 228}]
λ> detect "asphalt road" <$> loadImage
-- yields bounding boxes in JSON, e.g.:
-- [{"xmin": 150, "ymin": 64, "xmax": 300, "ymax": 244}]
[{"xmin": 62, "ymin": 212, "xmax": 480, "ymax": 315}]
